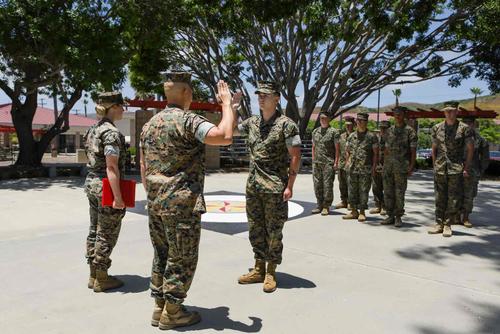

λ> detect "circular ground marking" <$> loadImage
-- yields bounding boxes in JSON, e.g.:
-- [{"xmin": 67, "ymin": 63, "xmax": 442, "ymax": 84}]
[{"xmin": 202, "ymin": 195, "xmax": 304, "ymax": 223}]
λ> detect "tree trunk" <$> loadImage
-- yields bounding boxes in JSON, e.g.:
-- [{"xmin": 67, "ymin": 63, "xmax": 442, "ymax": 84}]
[
  {"xmin": 11, "ymin": 104, "xmax": 41, "ymax": 166},
  {"xmin": 474, "ymin": 95, "xmax": 477, "ymax": 108}
]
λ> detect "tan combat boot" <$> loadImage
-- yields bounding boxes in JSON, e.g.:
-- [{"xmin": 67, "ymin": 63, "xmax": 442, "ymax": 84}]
[
  {"xmin": 151, "ymin": 272, "xmax": 165, "ymax": 326},
  {"xmin": 428, "ymin": 224, "xmax": 444, "ymax": 234},
  {"xmin": 381, "ymin": 216, "xmax": 394, "ymax": 225},
  {"xmin": 88, "ymin": 264, "xmax": 96, "ymax": 289},
  {"xmin": 380, "ymin": 207, "xmax": 387, "ymax": 216},
  {"xmin": 442, "ymin": 225, "xmax": 452, "ymax": 237},
  {"xmin": 151, "ymin": 298, "xmax": 165, "ymax": 327},
  {"xmin": 369, "ymin": 206, "xmax": 381, "ymax": 214},
  {"xmin": 342, "ymin": 209, "xmax": 359, "ymax": 220},
  {"xmin": 263, "ymin": 263, "xmax": 277, "ymax": 293},
  {"xmin": 335, "ymin": 201, "xmax": 347, "ymax": 209},
  {"xmin": 158, "ymin": 303, "xmax": 201, "ymax": 330},
  {"xmin": 394, "ymin": 217, "xmax": 403, "ymax": 228},
  {"xmin": 238, "ymin": 260, "xmax": 266, "ymax": 284},
  {"xmin": 463, "ymin": 216, "xmax": 472, "ymax": 228},
  {"xmin": 93, "ymin": 269, "xmax": 124, "ymax": 292},
  {"xmin": 358, "ymin": 210, "xmax": 367, "ymax": 222},
  {"xmin": 311, "ymin": 207, "xmax": 322, "ymax": 214},
  {"xmin": 321, "ymin": 208, "xmax": 329, "ymax": 216}
]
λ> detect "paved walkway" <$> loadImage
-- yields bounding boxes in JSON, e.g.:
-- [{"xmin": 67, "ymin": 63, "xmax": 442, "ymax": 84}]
[{"xmin": 1, "ymin": 171, "xmax": 499, "ymax": 333}]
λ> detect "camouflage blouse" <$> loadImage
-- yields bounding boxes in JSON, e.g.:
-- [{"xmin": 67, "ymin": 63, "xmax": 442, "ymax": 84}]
[
  {"xmin": 239, "ymin": 112, "xmax": 301, "ymax": 193},
  {"xmin": 346, "ymin": 130, "xmax": 378, "ymax": 174},
  {"xmin": 464, "ymin": 129, "xmax": 490, "ymax": 176},
  {"xmin": 140, "ymin": 106, "xmax": 215, "ymax": 217},
  {"xmin": 312, "ymin": 126, "xmax": 339, "ymax": 164},
  {"xmin": 338, "ymin": 131, "xmax": 352, "ymax": 170},
  {"xmin": 83, "ymin": 118, "xmax": 126, "ymax": 197},
  {"xmin": 431, "ymin": 121, "xmax": 473, "ymax": 175},
  {"xmin": 384, "ymin": 124, "xmax": 418, "ymax": 173}
]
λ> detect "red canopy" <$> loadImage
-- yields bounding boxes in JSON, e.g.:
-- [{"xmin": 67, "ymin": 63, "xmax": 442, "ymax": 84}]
[
  {"xmin": 126, "ymin": 99, "xmax": 222, "ymax": 112},
  {"xmin": 385, "ymin": 107, "xmax": 498, "ymax": 119}
]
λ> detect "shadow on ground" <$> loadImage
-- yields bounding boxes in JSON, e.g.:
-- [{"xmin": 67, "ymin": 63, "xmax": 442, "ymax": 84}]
[
  {"xmin": 395, "ymin": 171, "xmax": 500, "ymax": 271},
  {"xmin": 0, "ymin": 177, "xmax": 84, "ymax": 191},
  {"xmin": 275, "ymin": 272, "xmax": 317, "ymax": 289},
  {"xmin": 109, "ymin": 274, "xmax": 150, "ymax": 294},
  {"xmin": 414, "ymin": 298, "xmax": 500, "ymax": 334},
  {"xmin": 175, "ymin": 306, "xmax": 262, "ymax": 332}
]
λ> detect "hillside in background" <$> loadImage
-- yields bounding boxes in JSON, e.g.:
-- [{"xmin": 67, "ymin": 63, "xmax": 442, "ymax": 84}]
[{"xmin": 358, "ymin": 94, "xmax": 500, "ymax": 114}]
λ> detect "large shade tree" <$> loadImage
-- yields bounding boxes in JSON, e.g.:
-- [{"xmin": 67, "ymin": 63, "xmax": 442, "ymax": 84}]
[
  {"xmin": 0, "ymin": 1, "xmax": 128, "ymax": 166},
  {"xmin": 225, "ymin": 0, "xmax": 480, "ymax": 135}
]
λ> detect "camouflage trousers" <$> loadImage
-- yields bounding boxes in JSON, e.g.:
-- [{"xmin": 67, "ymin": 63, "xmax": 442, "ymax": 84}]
[
  {"xmin": 338, "ymin": 169, "xmax": 349, "ymax": 203},
  {"xmin": 86, "ymin": 193, "xmax": 125, "ymax": 271},
  {"xmin": 434, "ymin": 174, "xmax": 463, "ymax": 226},
  {"xmin": 372, "ymin": 170, "xmax": 384, "ymax": 208},
  {"xmin": 348, "ymin": 172, "xmax": 372, "ymax": 211},
  {"xmin": 313, "ymin": 162, "xmax": 336, "ymax": 208},
  {"xmin": 148, "ymin": 211, "xmax": 201, "ymax": 305},
  {"xmin": 383, "ymin": 171, "xmax": 408, "ymax": 217},
  {"xmin": 246, "ymin": 190, "xmax": 288, "ymax": 265},
  {"xmin": 462, "ymin": 173, "xmax": 479, "ymax": 215}
]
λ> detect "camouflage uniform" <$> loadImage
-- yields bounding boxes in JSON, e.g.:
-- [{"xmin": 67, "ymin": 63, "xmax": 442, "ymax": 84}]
[
  {"xmin": 431, "ymin": 120, "xmax": 473, "ymax": 226},
  {"xmin": 312, "ymin": 126, "xmax": 339, "ymax": 208},
  {"xmin": 346, "ymin": 129, "xmax": 378, "ymax": 211},
  {"xmin": 84, "ymin": 118, "xmax": 126, "ymax": 271},
  {"xmin": 371, "ymin": 129, "xmax": 386, "ymax": 209},
  {"xmin": 140, "ymin": 104, "xmax": 215, "ymax": 305},
  {"xmin": 383, "ymin": 123, "xmax": 417, "ymax": 218},
  {"xmin": 462, "ymin": 128, "xmax": 489, "ymax": 215},
  {"xmin": 238, "ymin": 111, "xmax": 301, "ymax": 265},
  {"xmin": 338, "ymin": 131, "xmax": 351, "ymax": 204}
]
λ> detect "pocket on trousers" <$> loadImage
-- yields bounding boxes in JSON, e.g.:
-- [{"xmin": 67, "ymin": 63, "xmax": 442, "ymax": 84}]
[{"xmin": 176, "ymin": 220, "xmax": 200, "ymax": 259}]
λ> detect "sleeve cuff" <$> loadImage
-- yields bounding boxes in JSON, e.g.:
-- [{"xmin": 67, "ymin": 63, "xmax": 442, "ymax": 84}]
[
  {"xmin": 237, "ymin": 123, "xmax": 246, "ymax": 135},
  {"xmin": 195, "ymin": 122, "xmax": 216, "ymax": 143},
  {"xmin": 286, "ymin": 134, "xmax": 302, "ymax": 148},
  {"xmin": 104, "ymin": 145, "xmax": 120, "ymax": 157}
]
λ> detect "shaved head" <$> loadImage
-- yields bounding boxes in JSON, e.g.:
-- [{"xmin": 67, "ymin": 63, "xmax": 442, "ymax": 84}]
[{"xmin": 164, "ymin": 81, "xmax": 193, "ymax": 109}]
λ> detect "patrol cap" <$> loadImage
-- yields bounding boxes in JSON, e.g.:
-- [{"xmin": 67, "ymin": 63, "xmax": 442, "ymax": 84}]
[
  {"xmin": 442, "ymin": 100, "xmax": 459, "ymax": 112},
  {"xmin": 319, "ymin": 110, "xmax": 332, "ymax": 118},
  {"xmin": 344, "ymin": 115, "xmax": 355, "ymax": 125},
  {"xmin": 162, "ymin": 71, "xmax": 192, "ymax": 86},
  {"xmin": 255, "ymin": 81, "xmax": 280, "ymax": 95},
  {"xmin": 356, "ymin": 112, "xmax": 369, "ymax": 121},
  {"xmin": 97, "ymin": 91, "xmax": 127, "ymax": 106},
  {"xmin": 393, "ymin": 106, "xmax": 409, "ymax": 114},
  {"xmin": 379, "ymin": 120, "xmax": 390, "ymax": 128}
]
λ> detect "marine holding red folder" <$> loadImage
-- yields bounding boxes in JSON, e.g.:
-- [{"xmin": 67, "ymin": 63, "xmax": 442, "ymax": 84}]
[{"xmin": 83, "ymin": 91, "xmax": 133, "ymax": 293}]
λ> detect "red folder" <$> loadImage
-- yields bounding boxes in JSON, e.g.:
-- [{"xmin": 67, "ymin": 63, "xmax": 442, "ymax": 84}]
[{"xmin": 102, "ymin": 178, "xmax": 136, "ymax": 208}]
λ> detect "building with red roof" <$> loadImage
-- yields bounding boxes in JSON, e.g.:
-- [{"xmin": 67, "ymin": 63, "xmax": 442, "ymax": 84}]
[{"xmin": 0, "ymin": 103, "xmax": 96, "ymax": 152}]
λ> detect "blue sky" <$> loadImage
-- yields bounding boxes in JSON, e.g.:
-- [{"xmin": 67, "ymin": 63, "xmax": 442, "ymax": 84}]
[{"xmin": 0, "ymin": 74, "xmax": 492, "ymax": 116}]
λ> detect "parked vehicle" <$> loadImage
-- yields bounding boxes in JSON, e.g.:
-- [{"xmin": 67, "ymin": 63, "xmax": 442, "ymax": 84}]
[
  {"xmin": 417, "ymin": 149, "xmax": 432, "ymax": 160},
  {"xmin": 489, "ymin": 151, "xmax": 500, "ymax": 161}
]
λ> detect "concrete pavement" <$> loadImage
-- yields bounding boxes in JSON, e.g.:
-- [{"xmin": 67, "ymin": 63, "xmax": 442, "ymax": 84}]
[{"xmin": 1, "ymin": 171, "xmax": 500, "ymax": 333}]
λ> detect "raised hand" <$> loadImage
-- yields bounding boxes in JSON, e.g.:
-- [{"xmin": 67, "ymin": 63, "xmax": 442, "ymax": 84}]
[
  {"xmin": 216, "ymin": 80, "xmax": 232, "ymax": 106},
  {"xmin": 231, "ymin": 91, "xmax": 243, "ymax": 111}
]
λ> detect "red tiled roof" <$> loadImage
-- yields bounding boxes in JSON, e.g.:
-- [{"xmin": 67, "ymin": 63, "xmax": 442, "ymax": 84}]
[
  {"xmin": 0, "ymin": 104, "xmax": 96, "ymax": 127},
  {"xmin": 310, "ymin": 112, "xmax": 391, "ymax": 122}
]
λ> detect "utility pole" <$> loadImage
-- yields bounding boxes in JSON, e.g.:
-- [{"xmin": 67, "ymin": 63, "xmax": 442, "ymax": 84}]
[
  {"xmin": 52, "ymin": 86, "xmax": 59, "ymax": 156},
  {"xmin": 39, "ymin": 98, "xmax": 46, "ymax": 108},
  {"xmin": 83, "ymin": 93, "xmax": 89, "ymax": 117},
  {"xmin": 376, "ymin": 89, "xmax": 380, "ymax": 128}
]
